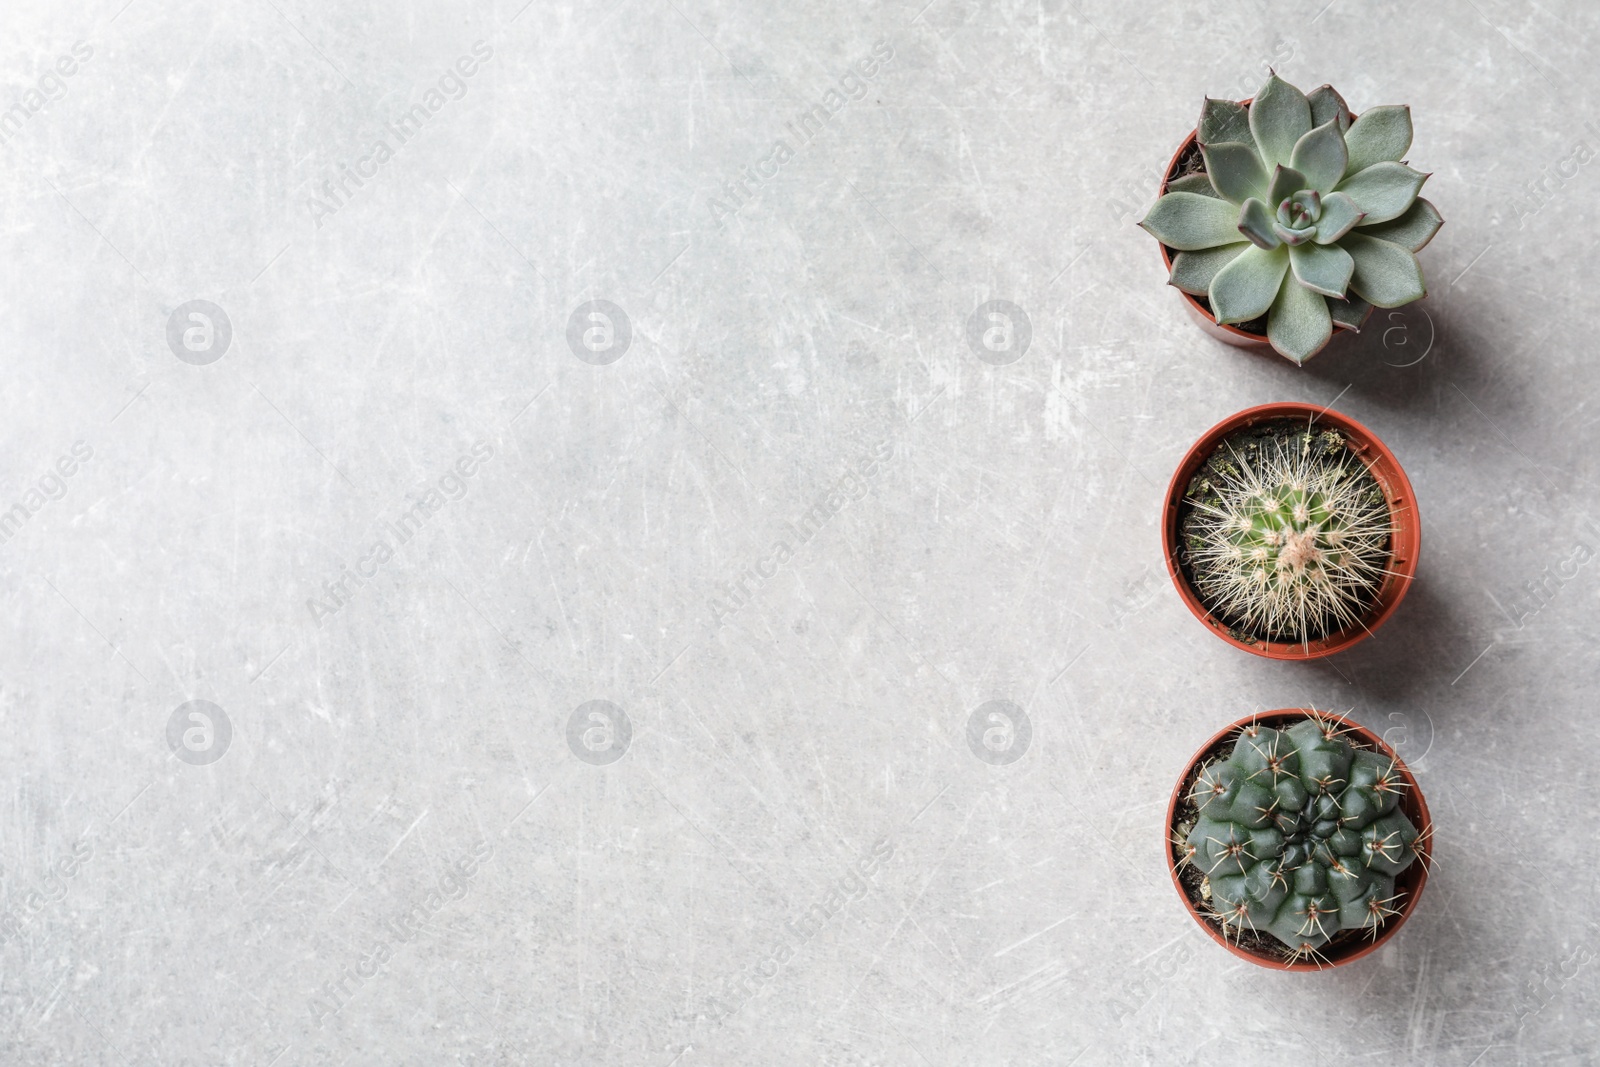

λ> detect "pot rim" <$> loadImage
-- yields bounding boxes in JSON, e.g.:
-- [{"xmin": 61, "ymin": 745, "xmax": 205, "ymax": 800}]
[
  {"xmin": 1161, "ymin": 401, "xmax": 1421, "ymax": 659},
  {"xmin": 1165, "ymin": 708, "xmax": 1433, "ymax": 970}
]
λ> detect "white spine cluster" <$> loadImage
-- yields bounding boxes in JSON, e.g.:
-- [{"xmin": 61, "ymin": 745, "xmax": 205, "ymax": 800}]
[{"xmin": 1188, "ymin": 434, "xmax": 1392, "ymax": 641}]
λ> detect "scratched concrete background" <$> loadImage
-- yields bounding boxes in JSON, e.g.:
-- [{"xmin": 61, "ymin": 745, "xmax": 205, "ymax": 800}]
[{"xmin": 1, "ymin": 0, "xmax": 1596, "ymax": 1063}]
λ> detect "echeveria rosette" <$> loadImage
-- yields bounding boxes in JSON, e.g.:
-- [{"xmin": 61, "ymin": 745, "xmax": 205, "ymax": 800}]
[
  {"xmin": 1176, "ymin": 714, "xmax": 1427, "ymax": 964},
  {"xmin": 1139, "ymin": 73, "xmax": 1444, "ymax": 364}
]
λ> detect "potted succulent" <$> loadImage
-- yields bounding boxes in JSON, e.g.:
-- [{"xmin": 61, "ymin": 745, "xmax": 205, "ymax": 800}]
[
  {"xmin": 1162, "ymin": 402, "xmax": 1419, "ymax": 659},
  {"xmin": 1167, "ymin": 709, "xmax": 1433, "ymax": 969},
  {"xmin": 1138, "ymin": 73, "xmax": 1443, "ymax": 363}
]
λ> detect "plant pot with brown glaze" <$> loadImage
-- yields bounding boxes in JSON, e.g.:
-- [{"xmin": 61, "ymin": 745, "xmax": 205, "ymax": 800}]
[
  {"xmin": 1166, "ymin": 709, "xmax": 1432, "ymax": 970},
  {"xmin": 1162, "ymin": 402, "xmax": 1419, "ymax": 659}
]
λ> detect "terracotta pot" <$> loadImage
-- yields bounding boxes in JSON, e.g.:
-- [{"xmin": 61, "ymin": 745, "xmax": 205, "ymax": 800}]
[
  {"xmin": 1166, "ymin": 709, "xmax": 1432, "ymax": 970},
  {"xmin": 1162, "ymin": 402, "xmax": 1420, "ymax": 659},
  {"xmin": 1155, "ymin": 102, "xmax": 1354, "ymax": 354}
]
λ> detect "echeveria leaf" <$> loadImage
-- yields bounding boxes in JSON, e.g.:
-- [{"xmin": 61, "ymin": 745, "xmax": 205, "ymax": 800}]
[
  {"xmin": 1343, "ymin": 232, "xmax": 1427, "ymax": 307},
  {"xmin": 1199, "ymin": 97, "xmax": 1253, "ymax": 146},
  {"xmin": 1238, "ymin": 197, "xmax": 1282, "ymax": 249},
  {"xmin": 1167, "ymin": 172, "xmax": 1223, "ymax": 199},
  {"xmin": 1201, "ymin": 141, "xmax": 1269, "ymax": 203},
  {"xmin": 1273, "ymin": 221, "xmax": 1314, "ymax": 247},
  {"xmin": 1328, "ymin": 293, "xmax": 1375, "ymax": 332},
  {"xmin": 1357, "ymin": 196, "xmax": 1443, "ymax": 252},
  {"xmin": 1138, "ymin": 192, "xmax": 1242, "ymax": 250},
  {"xmin": 1343, "ymin": 105, "xmax": 1413, "ymax": 176},
  {"xmin": 1290, "ymin": 120, "xmax": 1349, "ymax": 195},
  {"xmin": 1170, "ymin": 243, "xmax": 1249, "ymax": 295},
  {"xmin": 1268, "ymin": 271, "xmax": 1334, "ymax": 363},
  {"xmin": 1249, "ymin": 73, "xmax": 1313, "ymax": 168},
  {"xmin": 1314, "ymin": 191, "xmax": 1366, "ymax": 244},
  {"xmin": 1336, "ymin": 162, "xmax": 1427, "ymax": 224},
  {"xmin": 1210, "ymin": 243, "xmax": 1289, "ymax": 324},
  {"xmin": 1267, "ymin": 165, "xmax": 1308, "ymax": 207},
  {"xmin": 1307, "ymin": 85, "xmax": 1352, "ymax": 133},
  {"xmin": 1289, "ymin": 241, "xmax": 1354, "ymax": 298}
]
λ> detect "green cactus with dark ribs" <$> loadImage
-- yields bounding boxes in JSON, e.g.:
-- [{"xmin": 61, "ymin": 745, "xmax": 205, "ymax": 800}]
[{"xmin": 1175, "ymin": 714, "xmax": 1428, "ymax": 964}]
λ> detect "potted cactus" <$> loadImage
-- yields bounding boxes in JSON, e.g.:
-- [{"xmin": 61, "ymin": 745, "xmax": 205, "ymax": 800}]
[
  {"xmin": 1139, "ymin": 73, "xmax": 1443, "ymax": 363},
  {"xmin": 1162, "ymin": 402, "xmax": 1419, "ymax": 659},
  {"xmin": 1167, "ymin": 709, "xmax": 1433, "ymax": 969}
]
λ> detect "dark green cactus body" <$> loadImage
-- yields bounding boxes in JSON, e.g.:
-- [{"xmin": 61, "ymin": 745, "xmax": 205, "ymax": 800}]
[{"xmin": 1183, "ymin": 716, "xmax": 1419, "ymax": 954}]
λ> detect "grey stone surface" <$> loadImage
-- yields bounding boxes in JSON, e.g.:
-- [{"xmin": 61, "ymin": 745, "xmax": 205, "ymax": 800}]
[{"xmin": 1, "ymin": 0, "xmax": 1596, "ymax": 1063}]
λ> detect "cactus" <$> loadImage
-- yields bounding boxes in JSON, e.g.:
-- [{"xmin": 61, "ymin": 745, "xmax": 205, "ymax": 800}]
[
  {"xmin": 1184, "ymin": 425, "xmax": 1391, "ymax": 642},
  {"xmin": 1174, "ymin": 713, "xmax": 1430, "ymax": 964},
  {"xmin": 1139, "ymin": 73, "xmax": 1443, "ymax": 363}
]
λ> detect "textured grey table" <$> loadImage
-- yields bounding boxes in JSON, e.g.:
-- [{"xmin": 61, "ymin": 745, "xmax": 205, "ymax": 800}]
[{"xmin": 2, "ymin": 1, "xmax": 1596, "ymax": 1064}]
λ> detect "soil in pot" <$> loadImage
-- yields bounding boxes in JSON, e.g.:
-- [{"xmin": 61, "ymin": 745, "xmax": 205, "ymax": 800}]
[
  {"xmin": 1169, "ymin": 713, "xmax": 1431, "ymax": 967},
  {"xmin": 1175, "ymin": 417, "xmax": 1390, "ymax": 647}
]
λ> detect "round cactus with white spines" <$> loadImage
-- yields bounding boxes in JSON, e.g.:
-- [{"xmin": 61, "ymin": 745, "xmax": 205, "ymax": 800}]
[{"xmin": 1182, "ymin": 424, "xmax": 1392, "ymax": 643}]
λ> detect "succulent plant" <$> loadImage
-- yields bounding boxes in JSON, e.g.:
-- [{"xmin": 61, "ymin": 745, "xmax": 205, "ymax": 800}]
[
  {"xmin": 1176, "ymin": 713, "xmax": 1429, "ymax": 964},
  {"xmin": 1140, "ymin": 73, "xmax": 1443, "ymax": 363},
  {"xmin": 1184, "ymin": 425, "xmax": 1391, "ymax": 642}
]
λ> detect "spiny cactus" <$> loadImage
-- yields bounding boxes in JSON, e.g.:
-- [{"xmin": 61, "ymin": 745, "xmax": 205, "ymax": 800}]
[
  {"xmin": 1185, "ymin": 425, "xmax": 1391, "ymax": 642},
  {"xmin": 1139, "ymin": 72, "xmax": 1443, "ymax": 363},
  {"xmin": 1174, "ymin": 713, "xmax": 1429, "ymax": 964}
]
